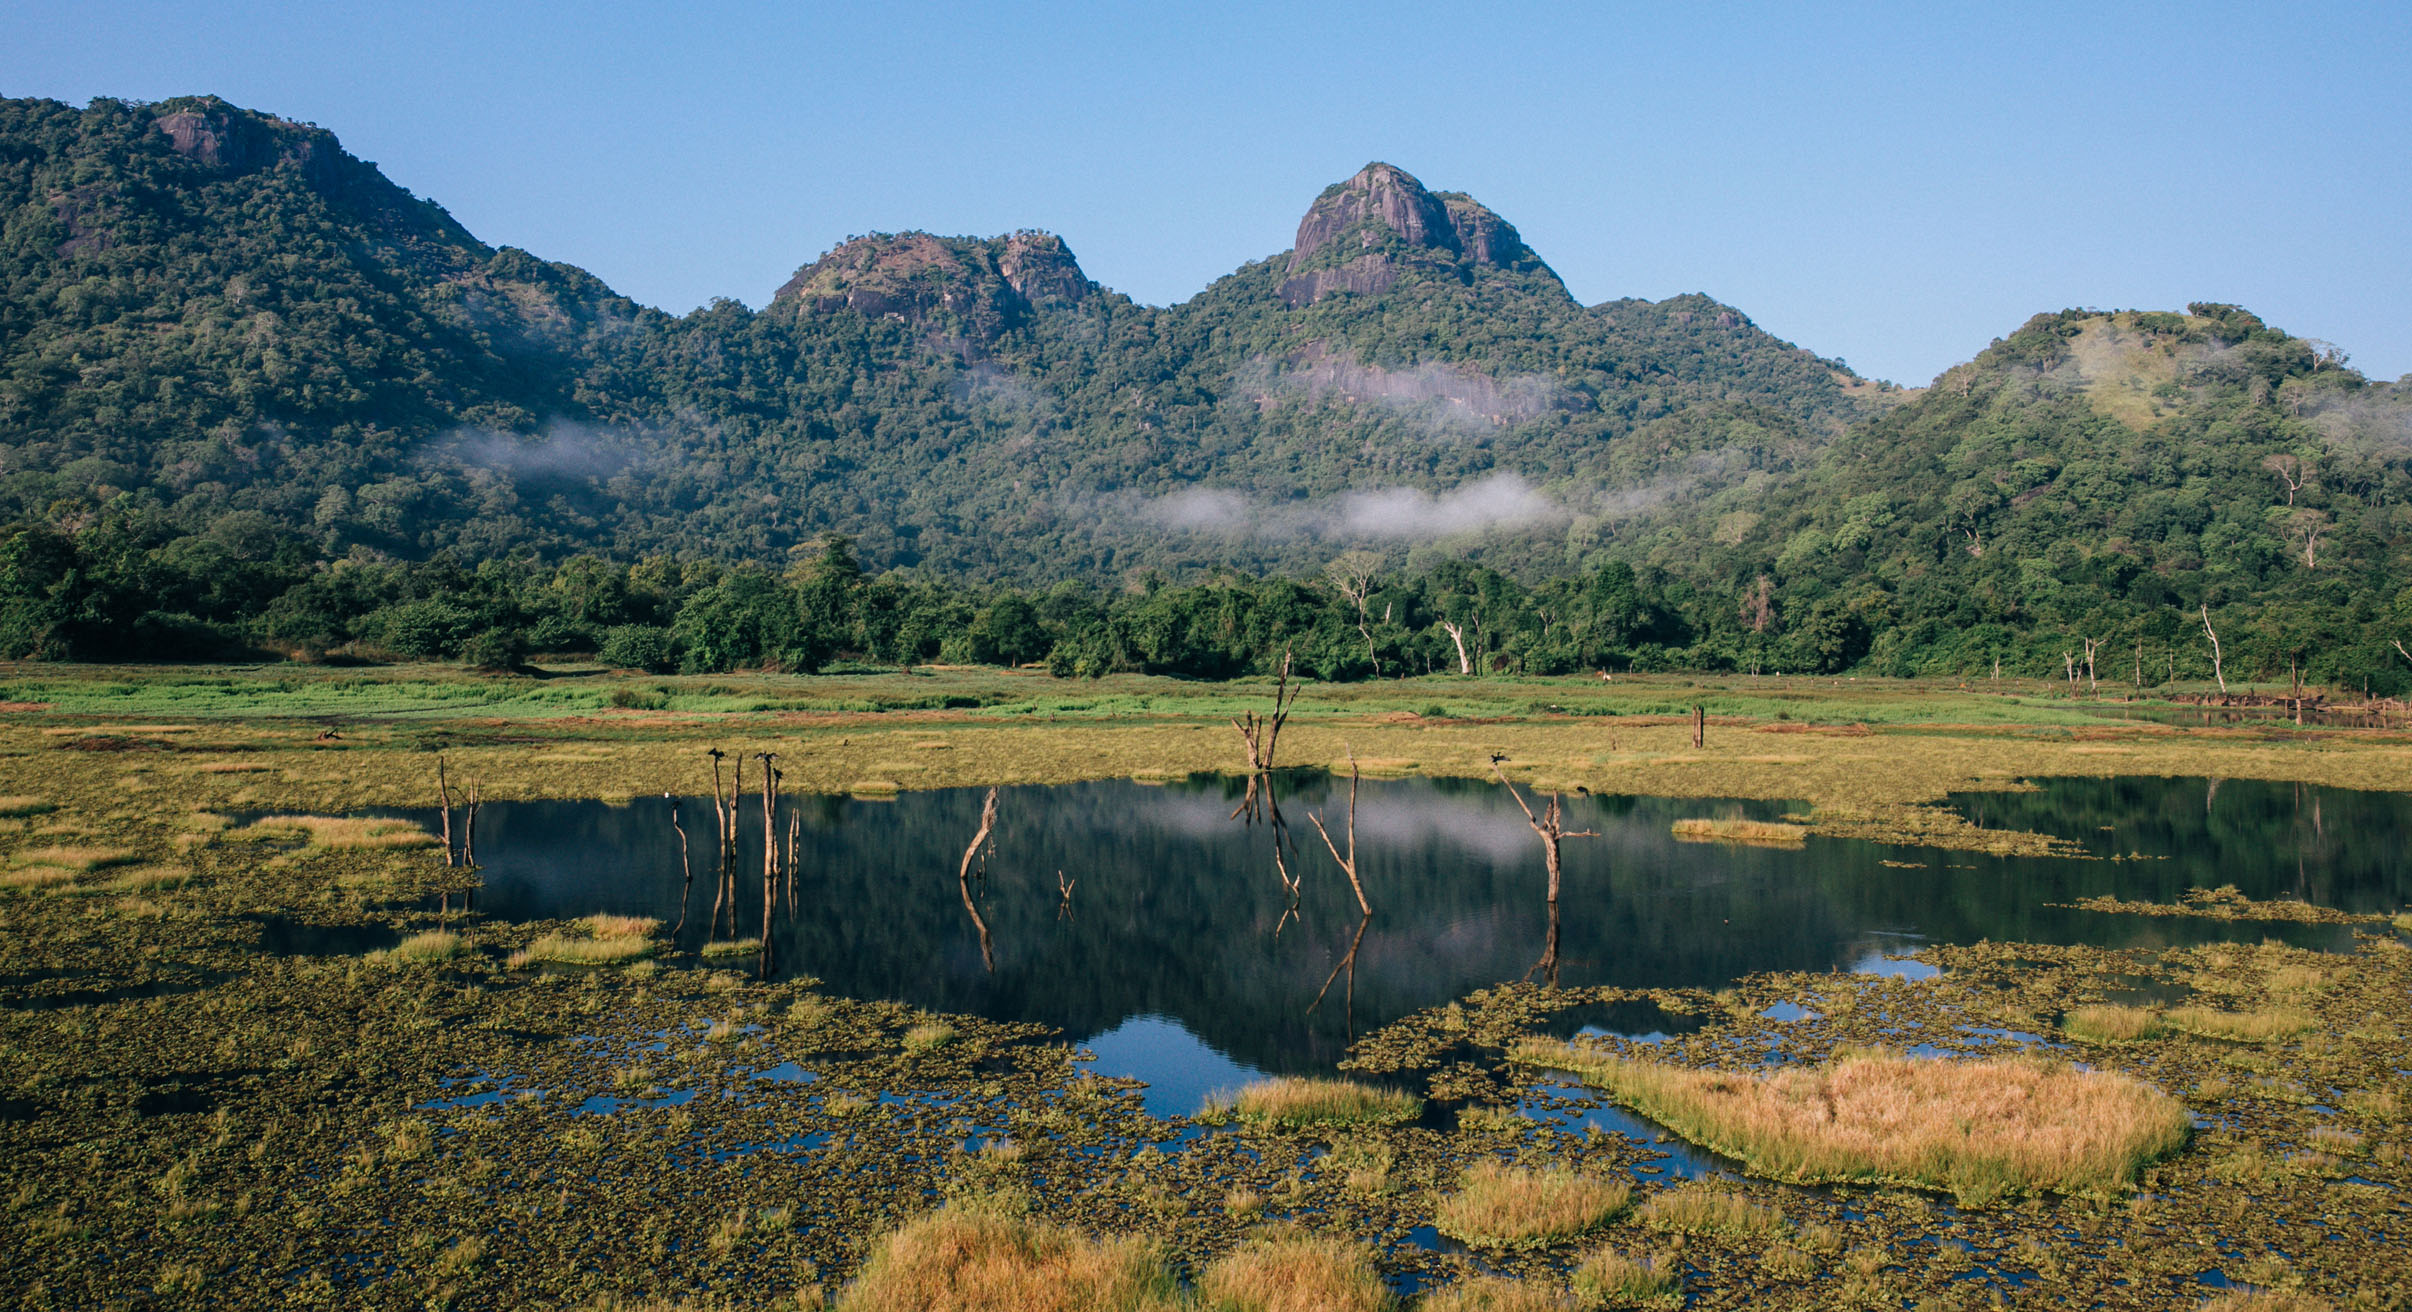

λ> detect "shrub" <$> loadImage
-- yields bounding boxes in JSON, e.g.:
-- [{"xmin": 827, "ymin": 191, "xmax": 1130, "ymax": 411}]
[{"xmin": 600, "ymin": 625, "xmax": 680, "ymax": 674}]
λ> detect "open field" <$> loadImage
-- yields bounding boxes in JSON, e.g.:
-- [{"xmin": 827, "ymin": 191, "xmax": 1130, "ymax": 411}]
[{"xmin": 0, "ymin": 664, "xmax": 2406, "ymax": 1309}]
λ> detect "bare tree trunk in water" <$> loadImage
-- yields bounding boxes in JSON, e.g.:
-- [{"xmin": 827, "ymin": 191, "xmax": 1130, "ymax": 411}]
[
  {"xmin": 1308, "ymin": 752, "xmax": 1370, "ymax": 916},
  {"xmin": 1691, "ymin": 705, "xmax": 1705, "ymax": 749},
  {"xmin": 1230, "ymin": 649, "xmax": 1297, "ymax": 772},
  {"xmin": 956, "ymin": 788, "xmax": 999, "ymax": 973},
  {"xmin": 670, "ymin": 795, "xmax": 693, "ymax": 935},
  {"xmin": 1310, "ymin": 912, "xmax": 1372, "ymax": 1038},
  {"xmin": 1491, "ymin": 760, "xmax": 1597, "ymax": 906},
  {"xmin": 757, "ymin": 754, "xmax": 778, "ymax": 978}
]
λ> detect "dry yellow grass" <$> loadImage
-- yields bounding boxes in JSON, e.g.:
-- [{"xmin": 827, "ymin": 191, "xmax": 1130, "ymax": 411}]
[
  {"xmin": 1415, "ymin": 1275, "xmax": 1568, "ymax": 1312},
  {"xmin": 1633, "ymin": 1184, "xmax": 1788, "ymax": 1238},
  {"xmin": 1570, "ymin": 1247, "xmax": 1681, "ymax": 1309},
  {"xmin": 832, "ymin": 1207, "xmax": 1178, "ymax": 1312},
  {"xmin": 370, "ymin": 931, "xmax": 464, "ymax": 964},
  {"xmin": 10, "ymin": 845, "xmax": 135, "ymax": 872},
  {"xmin": 1210, "ymin": 1077, "xmax": 1422, "ymax": 1129},
  {"xmin": 1197, "ymin": 1233, "xmax": 1391, "ymax": 1312},
  {"xmin": 2062, "ymin": 1004, "xmax": 2165, "ymax": 1043},
  {"xmin": 1670, "ymin": 818, "xmax": 1806, "ymax": 846},
  {"xmin": 195, "ymin": 761, "xmax": 271, "ymax": 774},
  {"xmin": 242, "ymin": 815, "xmax": 436, "ymax": 849},
  {"xmin": 2165, "ymin": 1006, "xmax": 2317, "ymax": 1043},
  {"xmin": 1517, "ymin": 1041, "xmax": 2188, "ymax": 1202},
  {"xmin": 2198, "ymin": 1292, "xmax": 2337, "ymax": 1312},
  {"xmin": 1434, "ymin": 1162, "xmax": 1632, "ymax": 1249},
  {"xmin": 0, "ymin": 796, "xmax": 55, "ymax": 817},
  {"xmin": 0, "ymin": 865, "xmax": 79, "ymax": 890},
  {"xmin": 522, "ymin": 922, "xmax": 658, "ymax": 966}
]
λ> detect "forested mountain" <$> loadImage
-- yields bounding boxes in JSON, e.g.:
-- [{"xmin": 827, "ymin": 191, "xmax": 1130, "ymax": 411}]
[{"xmin": 1, "ymin": 93, "xmax": 2406, "ymax": 688}]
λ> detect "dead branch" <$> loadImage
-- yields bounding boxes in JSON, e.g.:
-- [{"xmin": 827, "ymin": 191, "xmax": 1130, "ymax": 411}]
[
  {"xmin": 1231, "ymin": 648, "xmax": 1297, "ymax": 771},
  {"xmin": 1307, "ymin": 751, "xmax": 1369, "ymax": 916},
  {"xmin": 1491, "ymin": 759, "xmax": 1597, "ymax": 903}
]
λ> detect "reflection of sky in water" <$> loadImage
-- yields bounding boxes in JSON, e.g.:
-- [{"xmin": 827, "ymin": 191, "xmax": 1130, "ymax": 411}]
[{"xmin": 1080, "ymin": 1014, "xmax": 1264, "ymax": 1118}]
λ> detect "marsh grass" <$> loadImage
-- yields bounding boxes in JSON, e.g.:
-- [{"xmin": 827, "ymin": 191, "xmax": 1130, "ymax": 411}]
[
  {"xmin": 1434, "ymin": 1162, "xmax": 1632, "ymax": 1248},
  {"xmin": 1415, "ymin": 1276, "xmax": 1568, "ymax": 1311},
  {"xmin": 2165, "ymin": 1006, "xmax": 2317, "ymax": 1043},
  {"xmin": 1, "ymin": 865, "xmax": 80, "ymax": 890},
  {"xmin": 1519, "ymin": 1041, "xmax": 2188, "ymax": 1201},
  {"xmin": 1670, "ymin": 818, "xmax": 1806, "ymax": 845},
  {"xmin": 1205, "ymin": 1077, "xmax": 1421, "ymax": 1129},
  {"xmin": 241, "ymin": 815, "xmax": 435, "ymax": 849},
  {"xmin": 1570, "ymin": 1247, "xmax": 1681, "ymax": 1309},
  {"xmin": 11, "ymin": 845, "xmax": 135, "ymax": 872},
  {"xmin": 832, "ymin": 1206, "xmax": 1179, "ymax": 1312},
  {"xmin": 903, "ymin": 1022, "xmax": 955, "ymax": 1052},
  {"xmin": 2063, "ymin": 1004, "xmax": 2165, "ymax": 1043},
  {"xmin": 2199, "ymin": 1293, "xmax": 2337, "ymax": 1312},
  {"xmin": 1457, "ymin": 1104, "xmax": 1528, "ymax": 1135},
  {"xmin": 370, "ymin": 931, "xmax": 464, "ymax": 964},
  {"xmin": 0, "ymin": 796, "xmax": 55, "ymax": 817},
  {"xmin": 699, "ymin": 940, "xmax": 758, "ymax": 958},
  {"xmin": 522, "ymin": 915, "xmax": 663, "ymax": 966},
  {"xmin": 1197, "ymin": 1233, "xmax": 1392, "ymax": 1312},
  {"xmin": 1634, "ymin": 1183, "xmax": 1788, "ymax": 1238}
]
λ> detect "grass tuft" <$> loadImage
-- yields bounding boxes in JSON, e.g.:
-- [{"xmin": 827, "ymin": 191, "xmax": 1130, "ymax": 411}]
[
  {"xmin": 1416, "ymin": 1275, "xmax": 1570, "ymax": 1311},
  {"xmin": 699, "ymin": 939, "xmax": 758, "ymax": 958},
  {"xmin": 11, "ymin": 845, "xmax": 136, "ymax": 872},
  {"xmin": 241, "ymin": 815, "xmax": 436, "ymax": 849},
  {"xmin": 1671, "ymin": 817, "xmax": 1805, "ymax": 846},
  {"xmin": 2165, "ymin": 1006, "xmax": 2317, "ymax": 1043},
  {"xmin": 1571, "ymin": 1246, "xmax": 1682, "ymax": 1309},
  {"xmin": 0, "ymin": 796, "xmax": 56, "ymax": 817},
  {"xmin": 903, "ymin": 1022, "xmax": 955, "ymax": 1053},
  {"xmin": 2198, "ymin": 1292, "xmax": 2338, "ymax": 1312},
  {"xmin": 2063, "ymin": 1004, "xmax": 2165, "ymax": 1043},
  {"xmin": 1634, "ymin": 1183, "xmax": 1788, "ymax": 1238},
  {"xmin": 1517, "ymin": 1040, "xmax": 2189, "ymax": 1201},
  {"xmin": 1207, "ymin": 1077, "xmax": 1422, "ymax": 1129},
  {"xmin": 1197, "ymin": 1233, "xmax": 1392, "ymax": 1312},
  {"xmin": 831, "ymin": 1206, "xmax": 1178, "ymax": 1312},
  {"xmin": 1434, "ymin": 1162, "xmax": 1632, "ymax": 1249},
  {"xmin": 370, "ymin": 931, "xmax": 464, "ymax": 964},
  {"xmin": 521, "ymin": 914, "xmax": 663, "ymax": 966}
]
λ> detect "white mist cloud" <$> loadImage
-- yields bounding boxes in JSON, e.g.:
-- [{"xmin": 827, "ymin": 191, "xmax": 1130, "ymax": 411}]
[
  {"xmin": 1238, "ymin": 346, "xmax": 1571, "ymax": 437},
  {"xmin": 1137, "ymin": 472, "xmax": 1566, "ymax": 542}
]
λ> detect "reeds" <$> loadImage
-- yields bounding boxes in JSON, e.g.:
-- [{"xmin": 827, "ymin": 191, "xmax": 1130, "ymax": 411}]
[
  {"xmin": 1415, "ymin": 1276, "xmax": 1569, "ymax": 1312},
  {"xmin": 1633, "ymin": 1184, "xmax": 1788, "ymax": 1238},
  {"xmin": 1517, "ymin": 1040, "xmax": 2189, "ymax": 1201},
  {"xmin": 832, "ymin": 1206, "xmax": 1179, "ymax": 1312},
  {"xmin": 240, "ymin": 815, "xmax": 436, "ymax": 849},
  {"xmin": 2198, "ymin": 1292, "xmax": 2338, "ymax": 1312},
  {"xmin": 2062, "ymin": 1004, "xmax": 2165, "ymax": 1043},
  {"xmin": 1434, "ymin": 1162, "xmax": 1632, "ymax": 1249},
  {"xmin": 1570, "ymin": 1247, "xmax": 1682, "ymax": 1309},
  {"xmin": 1197, "ymin": 1233, "xmax": 1392, "ymax": 1312},
  {"xmin": 520, "ymin": 915, "xmax": 662, "ymax": 967},
  {"xmin": 903, "ymin": 1022, "xmax": 956, "ymax": 1053},
  {"xmin": 2164, "ymin": 1006, "xmax": 2317, "ymax": 1043},
  {"xmin": 1207, "ymin": 1077, "xmax": 1422, "ymax": 1129},
  {"xmin": 1669, "ymin": 818, "xmax": 1806, "ymax": 846},
  {"xmin": 370, "ymin": 931, "xmax": 464, "ymax": 964}
]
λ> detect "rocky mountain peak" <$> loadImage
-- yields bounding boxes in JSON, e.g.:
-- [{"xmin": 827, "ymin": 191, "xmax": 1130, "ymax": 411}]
[
  {"xmin": 772, "ymin": 230, "xmax": 1094, "ymax": 337},
  {"xmin": 1280, "ymin": 162, "xmax": 1558, "ymax": 307}
]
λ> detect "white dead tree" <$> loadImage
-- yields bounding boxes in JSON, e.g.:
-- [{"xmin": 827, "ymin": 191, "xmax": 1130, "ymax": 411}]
[
  {"xmin": 2082, "ymin": 636, "xmax": 2102, "ymax": 692},
  {"xmin": 1324, "ymin": 551, "xmax": 1383, "ymax": 676},
  {"xmin": 2200, "ymin": 604, "xmax": 2227, "ymax": 694},
  {"xmin": 1490, "ymin": 759, "xmax": 1597, "ymax": 904},
  {"xmin": 1439, "ymin": 621, "xmax": 1473, "ymax": 676},
  {"xmin": 1308, "ymin": 751, "xmax": 1371, "ymax": 916},
  {"xmin": 2262, "ymin": 453, "xmax": 2309, "ymax": 507}
]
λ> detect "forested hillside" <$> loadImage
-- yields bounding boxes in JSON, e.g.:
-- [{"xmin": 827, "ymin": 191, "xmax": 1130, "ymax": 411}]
[{"xmin": 1, "ymin": 94, "xmax": 2406, "ymax": 689}]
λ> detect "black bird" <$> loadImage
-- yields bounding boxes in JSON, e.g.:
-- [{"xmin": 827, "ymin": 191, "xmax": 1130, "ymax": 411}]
[{"xmin": 1489, "ymin": 752, "xmax": 1507, "ymax": 766}]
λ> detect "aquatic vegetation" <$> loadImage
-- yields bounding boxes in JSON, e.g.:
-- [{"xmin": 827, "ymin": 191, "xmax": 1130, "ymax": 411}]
[
  {"xmin": 1569, "ymin": 1247, "xmax": 1681, "ymax": 1309},
  {"xmin": 2198, "ymin": 1292, "xmax": 2338, "ymax": 1312},
  {"xmin": 1633, "ymin": 1183, "xmax": 1789, "ymax": 1238},
  {"xmin": 1519, "ymin": 1043, "xmax": 2190, "ymax": 1201},
  {"xmin": 902, "ymin": 1022, "xmax": 955, "ymax": 1052},
  {"xmin": 1209, "ymin": 1077, "xmax": 1421, "ymax": 1129},
  {"xmin": 521, "ymin": 915, "xmax": 662, "ymax": 966},
  {"xmin": 1414, "ymin": 1276, "xmax": 1569, "ymax": 1311},
  {"xmin": 1197, "ymin": 1233, "xmax": 1391, "ymax": 1312},
  {"xmin": 2058, "ymin": 885, "xmax": 2383, "ymax": 925},
  {"xmin": 2165, "ymin": 1006, "xmax": 2318, "ymax": 1042},
  {"xmin": 370, "ymin": 931, "xmax": 464, "ymax": 964},
  {"xmin": 2062, "ymin": 1004, "xmax": 2165, "ymax": 1043},
  {"xmin": 832, "ymin": 1206, "xmax": 1179, "ymax": 1312},
  {"xmin": 1434, "ymin": 1162, "xmax": 1631, "ymax": 1249},
  {"xmin": 239, "ymin": 814, "xmax": 436, "ymax": 848},
  {"xmin": 1669, "ymin": 817, "xmax": 1805, "ymax": 845},
  {"xmin": 699, "ymin": 940, "xmax": 758, "ymax": 958}
]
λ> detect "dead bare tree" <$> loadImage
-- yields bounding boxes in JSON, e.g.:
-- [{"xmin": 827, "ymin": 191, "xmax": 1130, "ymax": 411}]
[
  {"xmin": 1056, "ymin": 870, "xmax": 1076, "ymax": 921},
  {"xmin": 2262, "ymin": 452, "xmax": 2309, "ymax": 507},
  {"xmin": 2082, "ymin": 637, "xmax": 2102, "ymax": 692},
  {"xmin": 1491, "ymin": 759, "xmax": 1598, "ymax": 904},
  {"xmin": 1439, "ymin": 620, "xmax": 1473, "ymax": 676},
  {"xmin": 1324, "ymin": 551, "xmax": 1384, "ymax": 676},
  {"xmin": 1527, "ymin": 899, "xmax": 1562, "ymax": 989},
  {"xmin": 1309, "ymin": 912, "xmax": 1372, "ymax": 1035},
  {"xmin": 1232, "ymin": 649, "xmax": 1298, "ymax": 772},
  {"xmin": 434, "ymin": 758, "xmax": 456, "ymax": 868},
  {"xmin": 1691, "ymin": 705, "xmax": 1706, "ymax": 749},
  {"xmin": 2394, "ymin": 638, "xmax": 2412, "ymax": 667},
  {"xmin": 1307, "ymin": 752, "xmax": 1370, "ymax": 916},
  {"xmin": 670, "ymin": 792, "xmax": 695, "ymax": 935},
  {"xmin": 2200, "ymin": 604, "xmax": 2228, "ymax": 694},
  {"xmin": 952, "ymin": 788, "xmax": 1000, "ymax": 975},
  {"xmin": 2286, "ymin": 508, "xmax": 2330, "ymax": 569},
  {"xmin": 756, "ymin": 754, "xmax": 779, "ymax": 977}
]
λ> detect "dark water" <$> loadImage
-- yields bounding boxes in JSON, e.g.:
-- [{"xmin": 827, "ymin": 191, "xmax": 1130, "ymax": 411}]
[{"xmin": 414, "ymin": 774, "xmax": 2409, "ymax": 1112}]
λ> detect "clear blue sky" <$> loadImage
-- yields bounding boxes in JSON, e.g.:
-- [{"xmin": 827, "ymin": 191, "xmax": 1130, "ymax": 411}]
[{"xmin": 8, "ymin": 1, "xmax": 2408, "ymax": 385}]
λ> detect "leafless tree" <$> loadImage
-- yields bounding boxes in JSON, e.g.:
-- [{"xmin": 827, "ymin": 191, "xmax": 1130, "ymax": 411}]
[
  {"xmin": 1308, "ymin": 752, "xmax": 1370, "ymax": 916},
  {"xmin": 670, "ymin": 793, "xmax": 694, "ymax": 935},
  {"xmin": 2201, "ymin": 604, "xmax": 2227, "ymax": 694},
  {"xmin": 1232, "ymin": 648, "xmax": 1298, "ymax": 771},
  {"xmin": 1490, "ymin": 759, "xmax": 1597, "ymax": 904},
  {"xmin": 1309, "ymin": 912, "xmax": 1372, "ymax": 1035},
  {"xmin": 2082, "ymin": 636, "xmax": 2102, "ymax": 691},
  {"xmin": 1739, "ymin": 575, "xmax": 1776, "ymax": 634},
  {"xmin": 956, "ymin": 787, "xmax": 999, "ymax": 973},
  {"xmin": 756, "ymin": 753, "xmax": 779, "ymax": 977},
  {"xmin": 1439, "ymin": 621, "xmax": 1473, "ymax": 676},
  {"xmin": 2285, "ymin": 508, "xmax": 2329, "ymax": 569},
  {"xmin": 2262, "ymin": 453, "xmax": 2309, "ymax": 507},
  {"xmin": 1324, "ymin": 551, "xmax": 1384, "ymax": 676}
]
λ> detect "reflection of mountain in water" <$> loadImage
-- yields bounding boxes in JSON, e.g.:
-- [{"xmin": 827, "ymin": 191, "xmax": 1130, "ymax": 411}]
[{"xmin": 416, "ymin": 775, "xmax": 2402, "ymax": 1077}]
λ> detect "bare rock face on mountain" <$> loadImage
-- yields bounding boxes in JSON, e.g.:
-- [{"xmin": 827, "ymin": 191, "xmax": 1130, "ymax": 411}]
[
  {"xmin": 773, "ymin": 230, "xmax": 1094, "ymax": 338},
  {"xmin": 1280, "ymin": 163, "xmax": 1562, "ymax": 307}
]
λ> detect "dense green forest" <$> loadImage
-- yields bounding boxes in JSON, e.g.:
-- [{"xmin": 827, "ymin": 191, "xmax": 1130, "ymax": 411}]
[{"xmin": 2, "ymin": 94, "xmax": 2407, "ymax": 689}]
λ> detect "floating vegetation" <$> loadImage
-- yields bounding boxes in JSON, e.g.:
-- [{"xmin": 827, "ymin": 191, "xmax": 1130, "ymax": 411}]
[
  {"xmin": 237, "ymin": 814, "xmax": 436, "ymax": 849},
  {"xmin": 1517, "ymin": 1043, "xmax": 2189, "ymax": 1201},
  {"xmin": 2164, "ymin": 1006, "xmax": 2318, "ymax": 1043},
  {"xmin": 1434, "ymin": 1162, "xmax": 1631, "ymax": 1249},
  {"xmin": 1206, "ymin": 1077, "xmax": 1422, "ymax": 1129},
  {"xmin": 2061, "ymin": 1004, "xmax": 2165, "ymax": 1043},
  {"xmin": 2056, "ymin": 884, "xmax": 2386, "ymax": 925},
  {"xmin": 1633, "ymin": 1183, "xmax": 1790, "ymax": 1238},
  {"xmin": 1669, "ymin": 817, "xmax": 1806, "ymax": 846}
]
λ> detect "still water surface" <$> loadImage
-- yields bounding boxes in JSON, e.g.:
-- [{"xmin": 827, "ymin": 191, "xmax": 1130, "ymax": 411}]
[{"xmin": 419, "ymin": 774, "xmax": 2408, "ymax": 1111}]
